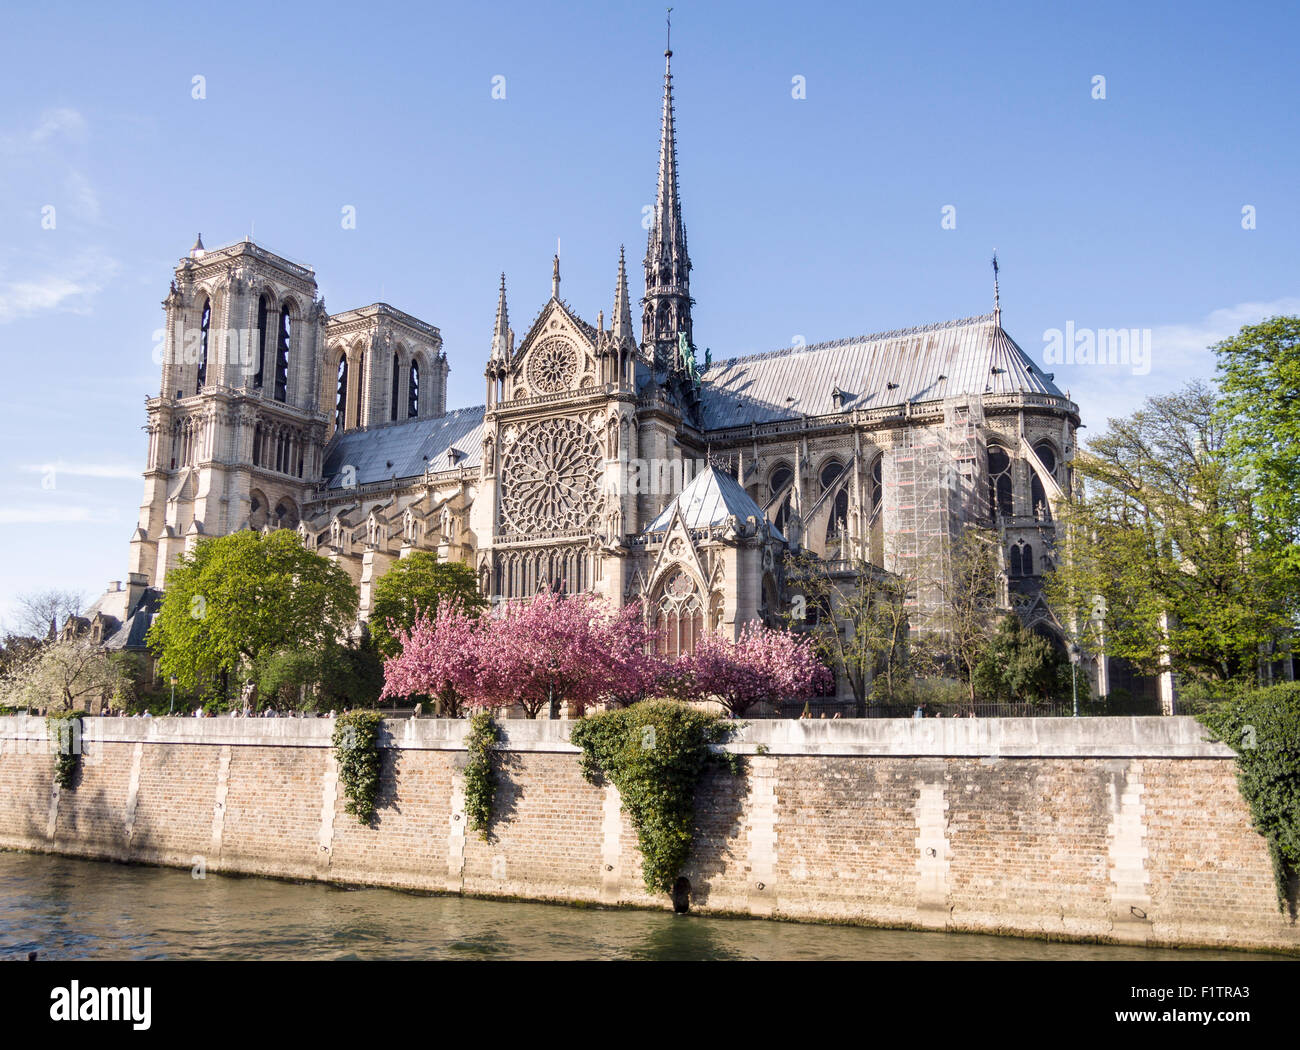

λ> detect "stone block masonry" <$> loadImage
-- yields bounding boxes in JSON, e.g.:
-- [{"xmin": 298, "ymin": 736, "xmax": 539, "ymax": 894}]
[{"xmin": 0, "ymin": 715, "xmax": 1294, "ymax": 953}]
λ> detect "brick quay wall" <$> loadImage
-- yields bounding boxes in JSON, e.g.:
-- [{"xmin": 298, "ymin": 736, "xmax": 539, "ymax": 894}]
[{"xmin": 0, "ymin": 715, "xmax": 1294, "ymax": 953}]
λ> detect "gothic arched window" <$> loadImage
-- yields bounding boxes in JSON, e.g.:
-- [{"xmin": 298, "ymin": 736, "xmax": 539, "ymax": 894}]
[
  {"xmin": 654, "ymin": 570, "xmax": 704, "ymax": 661},
  {"xmin": 254, "ymin": 295, "xmax": 269, "ymax": 388},
  {"xmin": 334, "ymin": 356, "xmax": 348, "ymax": 433},
  {"xmin": 988, "ymin": 445, "xmax": 1013, "ymax": 520},
  {"xmin": 1031, "ymin": 440, "xmax": 1056, "ymax": 521},
  {"xmin": 820, "ymin": 459, "xmax": 849, "ymax": 543},
  {"xmin": 871, "ymin": 455, "xmax": 883, "ymax": 517},
  {"xmin": 1009, "ymin": 539, "xmax": 1034, "ymax": 577},
  {"xmin": 408, "ymin": 359, "xmax": 420, "ymax": 418},
  {"xmin": 355, "ymin": 350, "xmax": 366, "ymax": 429},
  {"xmin": 196, "ymin": 299, "xmax": 210, "ymax": 393},
  {"xmin": 390, "ymin": 351, "xmax": 400, "ymax": 421},
  {"xmin": 1031, "ymin": 475, "xmax": 1051, "ymax": 522},
  {"xmin": 252, "ymin": 423, "xmax": 262, "ymax": 467},
  {"xmin": 274, "ymin": 306, "xmax": 291, "ymax": 402},
  {"xmin": 1033, "ymin": 440, "xmax": 1057, "ymax": 476},
  {"xmin": 769, "ymin": 464, "xmax": 794, "ymax": 534}
]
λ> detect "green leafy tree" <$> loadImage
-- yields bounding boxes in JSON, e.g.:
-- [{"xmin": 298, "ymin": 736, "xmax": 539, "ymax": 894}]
[
  {"xmin": 972, "ymin": 615, "xmax": 1071, "ymax": 704},
  {"xmin": 1215, "ymin": 316, "xmax": 1300, "ymax": 580},
  {"xmin": 782, "ymin": 551, "xmax": 911, "ymax": 715},
  {"xmin": 147, "ymin": 530, "xmax": 358, "ymax": 697},
  {"xmin": 369, "ymin": 551, "xmax": 485, "ymax": 657},
  {"xmin": 1044, "ymin": 382, "xmax": 1291, "ymax": 685},
  {"xmin": 257, "ymin": 629, "xmax": 383, "ymax": 711}
]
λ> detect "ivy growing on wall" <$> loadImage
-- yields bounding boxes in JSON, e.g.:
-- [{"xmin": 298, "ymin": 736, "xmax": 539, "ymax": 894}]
[
  {"xmin": 569, "ymin": 701, "xmax": 741, "ymax": 895},
  {"xmin": 332, "ymin": 710, "xmax": 384, "ymax": 825},
  {"xmin": 46, "ymin": 711, "xmax": 82, "ymax": 790},
  {"xmin": 1198, "ymin": 682, "xmax": 1300, "ymax": 914},
  {"xmin": 463, "ymin": 712, "xmax": 500, "ymax": 841}
]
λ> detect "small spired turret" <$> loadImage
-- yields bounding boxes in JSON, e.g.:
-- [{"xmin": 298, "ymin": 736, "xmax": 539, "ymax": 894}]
[
  {"xmin": 485, "ymin": 273, "xmax": 510, "ymax": 405},
  {"xmin": 598, "ymin": 246, "xmax": 638, "ymax": 387}
]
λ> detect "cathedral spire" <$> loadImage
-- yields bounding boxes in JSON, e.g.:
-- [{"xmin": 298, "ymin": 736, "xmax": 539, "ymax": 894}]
[
  {"xmin": 642, "ymin": 36, "xmax": 694, "ymax": 377},
  {"xmin": 612, "ymin": 245, "xmax": 634, "ymax": 343},
  {"xmin": 491, "ymin": 272, "xmax": 509, "ymax": 359}
]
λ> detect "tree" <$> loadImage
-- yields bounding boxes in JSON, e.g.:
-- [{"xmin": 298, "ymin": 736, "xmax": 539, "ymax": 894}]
[
  {"xmin": 0, "ymin": 637, "xmax": 133, "ymax": 713},
  {"xmin": 679, "ymin": 620, "xmax": 832, "ymax": 716},
  {"xmin": 783, "ymin": 550, "xmax": 911, "ymax": 715},
  {"xmin": 972, "ymin": 615, "xmax": 1070, "ymax": 704},
  {"xmin": 258, "ymin": 631, "xmax": 384, "ymax": 712},
  {"xmin": 478, "ymin": 589, "xmax": 659, "ymax": 718},
  {"xmin": 13, "ymin": 589, "xmax": 85, "ymax": 639},
  {"xmin": 1044, "ymin": 382, "xmax": 1291, "ymax": 685},
  {"xmin": 929, "ymin": 525, "xmax": 1002, "ymax": 702},
  {"xmin": 369, "ymin": 551, "xmax": 486, "ymax": 657},
  {"xmin": 146, "ymin": 530, "xmax": 359, "ymax": 696},
  {"xmin": 1215, "ymin": 315, "xmax": 1300, "ymax": 579},
  {"xmin": 380, "ymin": 602, "xmax": 493, "ymax": 717}
]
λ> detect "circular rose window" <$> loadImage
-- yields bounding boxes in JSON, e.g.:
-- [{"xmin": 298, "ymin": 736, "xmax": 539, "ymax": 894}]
[
  {"xmin": 499, "ymin": 417, "xmax": 602, "ymax": 534},
  {"xmin": 528, "ymin": 337, "xmax": 579, "ymax": 393}
]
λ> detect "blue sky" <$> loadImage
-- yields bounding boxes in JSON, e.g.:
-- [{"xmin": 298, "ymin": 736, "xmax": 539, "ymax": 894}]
[{"xmin": 1, "ymin": 0, "xmax": 1297, "ymax": 626}]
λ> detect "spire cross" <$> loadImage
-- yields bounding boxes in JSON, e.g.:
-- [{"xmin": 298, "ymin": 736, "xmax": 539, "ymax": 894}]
[{"xmin": 666, "ymin": 7, "xmax": 672, "ymax": 55}]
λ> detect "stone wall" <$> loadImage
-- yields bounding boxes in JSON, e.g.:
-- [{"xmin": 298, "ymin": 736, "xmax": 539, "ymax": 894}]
[{"xmin": 0, "ymin": 715, "xmax": 1294, "ymax": 953}]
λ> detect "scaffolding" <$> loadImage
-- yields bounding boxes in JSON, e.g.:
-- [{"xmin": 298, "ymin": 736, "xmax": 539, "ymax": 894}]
[{"xmin": 882, "ymin": 397, "xmax": 987, "ymax": 636}]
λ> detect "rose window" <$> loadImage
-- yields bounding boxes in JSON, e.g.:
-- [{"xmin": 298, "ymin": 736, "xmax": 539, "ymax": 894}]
[
  {"xmin": 500, "ymin": 417, "xmax": 602, "ymax": 534},
  {"xmin": 528, "ymin": 337, "xmax": 579, "ymax": 393}
]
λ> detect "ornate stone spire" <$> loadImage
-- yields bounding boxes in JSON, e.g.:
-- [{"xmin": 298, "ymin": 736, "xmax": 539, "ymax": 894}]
[
  {"xmin": 642, "ymin": 41, "xmax": 693, "ymax": 371},
  {"xmin": 612, "ymin": 245, "xmax": 634, "ymax": 344},
  {"xmin": 490, "ymin": 272, "xmax": 509, "ymax": 361}
]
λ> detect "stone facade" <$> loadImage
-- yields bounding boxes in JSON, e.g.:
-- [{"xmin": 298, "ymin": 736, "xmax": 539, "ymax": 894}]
[
  {"xmin": 0, "ymin": 716, "xmax": 1293, "ymax": 952},
  {"xmin": 113, "ymin": 45, "xmax": 1099, "ymax": 696}
]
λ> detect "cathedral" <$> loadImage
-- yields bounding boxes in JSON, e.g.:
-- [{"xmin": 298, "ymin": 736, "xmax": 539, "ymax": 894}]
[{"xmin": 97, "ymin": 46, "xmax": 1105, "ymax": 700}]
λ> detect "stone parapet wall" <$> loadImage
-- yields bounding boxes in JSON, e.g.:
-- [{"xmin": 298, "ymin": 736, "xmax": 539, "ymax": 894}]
[{"xmin": 0, "ymin": 716, "xmax": 1293, "ymax": 953}]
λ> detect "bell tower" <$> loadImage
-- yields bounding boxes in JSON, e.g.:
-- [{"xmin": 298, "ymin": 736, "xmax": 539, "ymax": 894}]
[{"xmin": 130, "ymin": 236, "xmax": 328, "ymax": 587}]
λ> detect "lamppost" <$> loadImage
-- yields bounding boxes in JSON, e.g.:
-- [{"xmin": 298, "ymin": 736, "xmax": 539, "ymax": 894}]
[
  {"xmin": 1068, "ymin": 644, "xmax": 1080, "ymax": 717},
  {"xmin": 169, "ymin": 676, "xmax": 177, "ymax": 715}
]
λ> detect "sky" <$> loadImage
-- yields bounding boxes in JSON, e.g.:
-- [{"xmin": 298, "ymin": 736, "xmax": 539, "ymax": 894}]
[{"xmin": 1, "ymin": 0, "xmax": 1297, "ymax": 627}]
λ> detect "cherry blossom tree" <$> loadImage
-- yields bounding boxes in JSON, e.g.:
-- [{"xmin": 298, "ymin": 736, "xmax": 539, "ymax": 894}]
[
  {"xmin": 678, "ymin": 620, "xmax": 833, "ymax": 716},
  {"xmin": 380, "ymin": 602, "xmax": 495, "ymax": 717},
  {"xmin": 479, "ymin": 590, "xmax": 665, "ymax": 718}
]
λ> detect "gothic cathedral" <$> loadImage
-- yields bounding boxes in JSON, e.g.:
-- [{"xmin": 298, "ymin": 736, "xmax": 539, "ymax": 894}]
[{"xmin": 106, "ymin": 46, "xmax": 1098, "ymax": 698}]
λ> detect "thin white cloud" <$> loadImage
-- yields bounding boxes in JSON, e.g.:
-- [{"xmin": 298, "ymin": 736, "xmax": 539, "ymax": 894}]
[
  {"xmin": 1058, "ymin": 295, "xmax": 1300, "ymax": 435},
  {"xmin": 29, "ymin": 108, "xmax": 87, "ymax": 145},
  {"xmin": 20, "ymin": 461, "xmax": 138, "ymax": 480},
  {"xmin": 0, "ymin": 249, "xmax": 120, "ymax": 323}
]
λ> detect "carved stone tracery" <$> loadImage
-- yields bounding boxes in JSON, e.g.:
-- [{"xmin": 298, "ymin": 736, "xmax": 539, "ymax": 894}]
[
  {"xmin": 528, "ymin": 336, "xmax": 579, "ymax": 393},
  {"xmin": 499, "ymin": 417, "xmax": 601, "ymax": 534}
]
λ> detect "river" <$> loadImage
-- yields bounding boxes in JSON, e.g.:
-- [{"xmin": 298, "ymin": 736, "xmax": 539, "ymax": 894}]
[{"xmin": 0, "ymin": 850, "xmax": 1284, "ymax": 961}]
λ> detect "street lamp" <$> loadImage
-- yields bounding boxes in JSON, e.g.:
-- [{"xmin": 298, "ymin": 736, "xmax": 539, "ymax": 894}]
[
  {"xmin": 1068, "ymin": 645, "xmax": 1081, "ymax": 717},
  {"xmin": 169, "ymin": 676, "xmax": 177, "ymax": 715}
]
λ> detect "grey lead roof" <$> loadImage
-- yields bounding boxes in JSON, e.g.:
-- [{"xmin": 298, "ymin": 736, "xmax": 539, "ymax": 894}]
[
  {"xmin": 698, "ymin": 314, "xmax": 1064, "ymax": 429},
  {"xmin": 322, "ymin": 405, "xmax": 485, "ymax": 489},
  {"xmin": 644, "ymin": 465, "xmax": 780, "ymax": 536},
  {"xmin": 321, "ymin": 315, "xmax": 1064, "ymax": 489}
]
